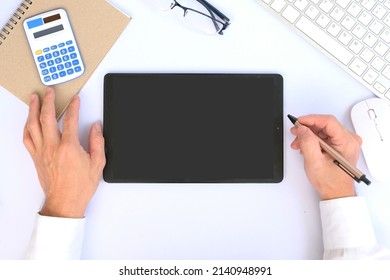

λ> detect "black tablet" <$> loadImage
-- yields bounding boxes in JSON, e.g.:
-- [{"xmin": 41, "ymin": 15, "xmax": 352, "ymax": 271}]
[{"xmin": 103, "ymin": 73, "xmax": 283, "ymax": 183}]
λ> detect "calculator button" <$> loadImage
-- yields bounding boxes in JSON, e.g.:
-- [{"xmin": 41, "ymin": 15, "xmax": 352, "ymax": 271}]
[
  {"xmin": 67, "ymin": 68, "xmax": 74, "ymax": 75},
  {"xmin": 45, "ymin": 53, "xmax": 52, "ymax": 60},
  {"xmin": 51, "ymin": 45, "xmax": 58, "ymax": 50},
  {"xmin": 63, "ymin": 55, "xmax": 70, "ymax": 61},
  {"xmin": 47, "ymin": 60, "xmax": 55, "ymax": 67},
  {"xmin": 66, "ymin": 40, "xmax": 73, "ymax": 45},
  {"xmin": 53, "ymin": 51, "xmax": 60, "ymax": 57},
  {"xmin": 65, "ymin": 62, "xmax": 72, "ymax": 68},
  {"xmin": 74, "ymin": 66, "xmax": 82, "ymax": 72},
  {"xmin": 58, "ymin": 42, "xmax": 65, "ymax": 48},
  {"xmin": 49, "ymin": 67, "xmax": 57, "ymax": 73},
  {"xmin": 72, "ymin": 59, "xmax": 80, "ymax": 66},
  {"xmin": 57, "ymin": 64, "xmax": 65, "ymax": 71},
  {"xmin": 52, "ymin": 73, "xmax": 59, "ymax": 80},
  {"xmin": 39, "ymin": 62, "xmax": 47, "ymax": 69},
  {"xmin": 60, "ymin": 49, "xmax": 68, "ymax": 55},
  {"xmin": 43, "ymin": 48, "xmax": 50, "ymax": 52},
  {"xmin": 70, "ymin": 53, "xmax": 77, "ymax": 59},
  {"xmin": 68, "ymin": 46, "xmax": 75, "ymax": 52},
  {"xmin": 44, "ymin": 76, "xmax": 51, "ymax": 82},
  {"xmin": 35, "ymin": 50, "xmax": 42, "ymax": 55},
  {"xmin": 59, "ymin": 71, "xmax": 66, "ymax": 77},
  {"xmin": 42, "ymin": 69, "xmax": 49, "ymax": 75},
  {"xmin": 37, "ymin": 56, "xmax": 45, "ymax": 62},
  {"xmin": 55, "ymin": 58, "xmax": 62, "ymax": 64}
]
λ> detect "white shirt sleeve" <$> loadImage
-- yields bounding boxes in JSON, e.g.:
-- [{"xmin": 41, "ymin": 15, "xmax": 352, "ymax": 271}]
[
  {"xmin": 25, "ymin": 213, "xmax": 85, "ymax": 260},
  {"xmin": 320, "ymin": 196, "xmax": 390, "ymax": 260}
]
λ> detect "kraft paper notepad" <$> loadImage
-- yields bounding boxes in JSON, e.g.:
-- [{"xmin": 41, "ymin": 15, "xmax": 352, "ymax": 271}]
[{"xmin": 0, "ymin": 0, "xmax": 130, "ymax": 118}]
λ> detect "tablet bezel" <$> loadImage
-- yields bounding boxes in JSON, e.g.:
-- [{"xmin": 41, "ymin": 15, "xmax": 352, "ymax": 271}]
[{"xmin": 103, "ymin": 73, "xmax": 283, "ymax": 183}]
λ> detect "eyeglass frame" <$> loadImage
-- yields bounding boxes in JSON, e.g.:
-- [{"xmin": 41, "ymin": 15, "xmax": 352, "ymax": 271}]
[{"xmin": 169, "ymin": 0, "xmax": 230, "ymax": 35}]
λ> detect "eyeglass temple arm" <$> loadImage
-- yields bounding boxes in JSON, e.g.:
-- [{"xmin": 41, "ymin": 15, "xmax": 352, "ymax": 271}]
[{"xmin": 196, "ymin": 0, "xmax": 230, "ymax": 23}]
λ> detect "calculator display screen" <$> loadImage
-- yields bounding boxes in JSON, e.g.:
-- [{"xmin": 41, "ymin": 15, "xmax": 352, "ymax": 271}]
[{"xmin": 33, "ymin": 24, "xmax": 64, "ymax": 39}]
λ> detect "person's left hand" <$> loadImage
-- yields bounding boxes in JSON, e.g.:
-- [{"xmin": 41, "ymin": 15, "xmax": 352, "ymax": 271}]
[{"xmin": 23, "ymin": 87, "xmax": 106, "ymax": 218}]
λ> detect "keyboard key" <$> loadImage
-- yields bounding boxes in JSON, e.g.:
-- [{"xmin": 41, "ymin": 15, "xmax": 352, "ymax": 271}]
[
  {"xmin": 60, "ymin": 49, "xmax": 68, "ymax": 55},
  {"xmin": 66, "ymin": 40, "xmax": 73, "ymax": 45},
  {"xmin": 43, "ymin": 47, "xmax": 50, "ymax": 53},
  {"xmin": 39, "ymin": 62, "xmax": 47, "ymax": 69},
  {"xmin": 58, "ymin": 42, "xmax": 65, "ymax": 48},
  {"xmin": 41, "ymin": 69, "xmax": 49, "ymax": 75},
  {"xmin": 305, "ymin": 5, "xmax": 319, "ymax": 19},
  {"xmin": 68, "ymin": 46, "xmax": 75, "ymax": 53},
  {"xmin": 372, "ymin": 57, "xmax": 386, "ymax": 71},
  {"xmin": 37, "ymin": 56, "xmax": 45, "ymax": 62},
  {"xmin": 50, "ymin": 45, "xmax": 57, "ymax": 50},
  {"xmin": 363, "ymin": 69, "xmax": 378, "ymax": 84},
  {"xmin": 55, "ymin": 58, "xmax": 62, "ymax": 64},
  {"xmin": 296, "ymin": 17, "xmax": 353, "ymax": 65},
  {"xmin": 352, "ymin": 24, "xmax": 367, "ymax": 39},
  {"xmin": 341, "ymin": 15, "xmax": 356, "ymax": 30},
  {"xmin": 327, "ymin": 23, "xmax": 342, "ymax": 37},
  {"xmin": 347, "ymin": 3, "xmax": 362, "ymax": 17},
  {"xmin": 271, "ymin": 0, "xmax": 286, "ymax": 12},
  {"xmin": 349, "ymin": 58, "xmax": 367, "ymax": 76},
  {"xmin": 349, "ymin": 40, "xmax": 364, "ymax": 54},
  {"xmin": 338, "ymin": 31, "xmax": 353, "ymax": 45},
  {"xmin": 316, "ymin": 14, "xmax": 331, "ymax": 28},
  {"xmin": 44, "ymin": 76, "xmax": 51, "ymax": 82},
  {"xmin": 47, "ymin": 60, "xmax": 55, "ymax": 67},
  {"xmin": 57, "ymin": 64, "xmax": 65, "ymax": 71},
  {"xmin": 384, "ymin": 14, "xmax": 390, "ymax": 27},
  {"xmin": 380, "ymin": 29, "xmax": 390, "ymax": 43},
  {"xmin": 72, "ymin": 59, "xmax": 80, "ymax": 66},
  {"xmin": 294, "ymin": 0, "xmax": 308, "ymax": 11},
  {"xmin": 360, "ymin": 48, "xmax": 375, "ymax": 62},
  {"xmin": 65, "ymin": 62, "xmax": 72, "ymax": 68},
  {"xmin": 363, "ymin": 33, "xmax": 378, "ymax": 47},
  {"xmin": 53, "ymin": 51, "xmax": 60, "ymax": 57},
  {"xmin": 369, "ymin": 20, "xmax": 384, "ymax": 34},
  {"xmin": 330, "ymin": 7, "xmax": 345, "ymax": 22},
  {"xmin": 35, "ymin": 50, "xmax": 42, "ymax": 55},
  {"xmin": 374, "ymin": 42, "xmax": 389, "ymax": 56},
  {"xmin": 319, "ymin": 0, "xmax": 334, "ymax": 13},
  {"xmin": 361, "ymin": 0, "xmax": 376, "ymax": 11},
  {"xmin": 358, "ymin": 11, "xmax": 373, "ymax": 26},
  {"xmin": 75, "ymin": 66, "xmax": 82, "ymax": 72},
  {"xmin": 59, "ymin": 71, "xmax": 67, "ymax": 77},
  {"xmin": 52, "ymin": 73, "xmax": 59, "ymax": 80},
  {"xmin": 45, "ymin": 53, "xmax": 52, "ymax": 60},
  {"xmin": 374, "ymin": 82, "xmax": 386, "ymax": 94},
  {"xmin": 336, "ymin": 0, "xmax": 351, "ymax": 9},
  {"xmin": 282, "ymin": 6, "xmax": 300, "ymax": 23},
  {"xmin": 373, "ymin": 5, "xmax": 387, "ymax": 19},
  {"xmin": 70, "ymin": 53, "xmax": 77, "ymax": 59},
  {"xmin": 63, "ymin": 55, "xmax": 70, "ymax": 61},
  {"xmin": 382, "ymin": 65, "xmax": 390, "ymax": 79},
  {"xmin": 49, "ymin": 66, "xmax": 57, "ymax": 73},
  {"xmin": 67, "ymin": 68, "xmax": 74, "ymax": 75}
]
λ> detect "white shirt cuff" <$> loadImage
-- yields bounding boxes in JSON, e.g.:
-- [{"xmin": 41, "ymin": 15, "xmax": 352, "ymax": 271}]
[
  {"xmin": 320, "ymin": 196, "xmax": 377, "ymax": 251},
  {"xmin": 25, "ymin": 213, "xmax": 86, "ymax": 260}
]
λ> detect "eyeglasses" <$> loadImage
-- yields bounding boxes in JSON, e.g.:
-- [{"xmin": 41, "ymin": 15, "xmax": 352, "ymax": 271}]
[{"xmin": 149, "ymin": 0, "xmax": 230, "ymax": 35}]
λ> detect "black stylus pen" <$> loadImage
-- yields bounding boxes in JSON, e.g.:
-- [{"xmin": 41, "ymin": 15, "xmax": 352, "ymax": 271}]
[{"xmin": 287, "ymin": 114, "xmax": 371, "ymax": 186}]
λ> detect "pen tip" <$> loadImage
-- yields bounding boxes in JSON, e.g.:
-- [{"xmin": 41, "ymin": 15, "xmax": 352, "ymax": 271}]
[{"xmin": 287, "ymin": 114, "xmax": 298, "ymax": 124}]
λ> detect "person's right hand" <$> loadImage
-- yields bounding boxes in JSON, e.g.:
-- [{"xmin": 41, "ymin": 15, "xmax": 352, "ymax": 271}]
[{"xmin": 290, "ymin": 115, "xmax": 362, "ymax": 200}]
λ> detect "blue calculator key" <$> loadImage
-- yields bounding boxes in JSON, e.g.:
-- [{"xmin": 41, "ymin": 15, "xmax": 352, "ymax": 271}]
[
  {"xmin": 55, "ymin": 58, "xmax": 62, "ymax": 64},
  {"xmin": 59, "ymin": 71, "xmax": 67, "ymax": 77},
  {"xmin": 43, "ymin": 48, "xmax": 50, "ymax": 52},
  {"xmin": 68, "ymin": 46, "xmax": 75, "ymax": 52},
  {"xmin": 57, "ymin": 64, "xmax": 65, "ymax": 71},
  {"xmin": 53, "ymin": 51, "xmax": 60, "ymax": 57},
  {"xmin": 49, "ymin": 67, "xmax": 57, "ymax": 73},
  {"xmin": 74, "ymin": 66, "xmax": 82, "ymax": 72},
  {"xmin": 37, "ymin": 56, "xmax": 45, "ymax": 62},
  {"xmin": 60, "ymin": 49, "xmax": 67, "ymax": 55},
  {"xmin": 45, "ymin": 53, "xmax": 52, "ymax": 60},
  {"xmin": 72, "ymin": 59, "xmax": 79, "ymax": 66},
  {"xmin": 52, "ymin": 73, "xmax": 59, "ymax": 80},
  {"xmin": 58, "ymin": 42, "xmax": 65, "ymax": 48},
  {"xmin": 51, "ymin": 45, "xmax": 57, "ymax": 50},
  {"xmin": 39, "ymin": 62, "xmax": 47, "ymax": 69},
  {"xmin": 42, "ymin": 69, "xmax": 49, "ymax": 75},
  {"xmin": 63, "ymin": 55, "xmax": 70, "ymax": 62},
  {"xmin": 47, "ymin": 60, "xmax": 55, "ymax": 67},
  {"xmin": 44, "ymin": 76, "xmax": 51, "ymax": 82},
  {"xmin": 67, "ymin": 68, "xmax": 74, "ymax": 75},
  {"xmin": 70, "ymin": 53, "xmax": 77, "ymax": 59},
  {"xmin": 66, "ymin": 40, "xmax": 73, "ymax": 45},
  {"xmin": 65, "ymin": 62, "xmax": 72, "ymax": 68}
]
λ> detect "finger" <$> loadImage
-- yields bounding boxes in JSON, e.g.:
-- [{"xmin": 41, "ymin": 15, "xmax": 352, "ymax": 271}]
[
  {"xmin": 297, "ymin": 114, "xmax": 345, "ymax": 139},
  {"xmin": 290, "ymin": 137, "xmax": 300, "ymax": 150},
  {"xmin": 23, "ymin": 125, "xmax": 36, "ymax": 155},
  {"xmin": 26, "ymin": 93, "xmax": 43, "ymax": 149},
  {"xmin": 89, "ymin": 122, "xmax": 106, "ymax": 171},
  {"xmin": 296, "ymin": 126, "xmax": 324, "ymax": 165},
  {"xmin": 62, "ymin": 95, "xmax": 80, "ymax": 143},
  {"xmin": 40, "ymin": 88, "xmax": 61, "ymax": 145}
]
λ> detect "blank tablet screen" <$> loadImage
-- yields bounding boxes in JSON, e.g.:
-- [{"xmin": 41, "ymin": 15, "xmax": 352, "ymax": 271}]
[{"xmin": 103, "ymin": 73, "xmax": 283, "ymax": 183}]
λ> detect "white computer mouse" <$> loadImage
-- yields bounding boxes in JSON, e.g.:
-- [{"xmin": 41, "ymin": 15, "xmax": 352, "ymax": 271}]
[{"xmin": 351, "ymin": 98, "xmax": 390, "ymax": 182}]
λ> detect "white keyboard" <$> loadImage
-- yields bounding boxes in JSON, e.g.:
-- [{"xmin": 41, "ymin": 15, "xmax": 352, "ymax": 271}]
[{"xmin": 258, "ymin": 0, "xmax": 390, "ymax": 102}]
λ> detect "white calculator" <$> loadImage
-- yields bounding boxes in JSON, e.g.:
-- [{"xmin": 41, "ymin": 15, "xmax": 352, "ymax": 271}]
[{"xmin": 23, "ymin": 9, "xmax": 85, "ymax": 86}]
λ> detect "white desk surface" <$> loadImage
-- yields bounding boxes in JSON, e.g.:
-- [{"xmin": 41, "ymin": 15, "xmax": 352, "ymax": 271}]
[{"xmin": 0, "ymin": 0, "xmax": 389, "ymax": 260}]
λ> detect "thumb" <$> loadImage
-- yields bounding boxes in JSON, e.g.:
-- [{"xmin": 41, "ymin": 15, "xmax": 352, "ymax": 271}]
[
  {"xmin": 89, "ymin": 122, "xmax": 106, "ymax": 171},
  {"xmin": 296, "ymin": 126, "xmax": 324, "ymax": 166}
]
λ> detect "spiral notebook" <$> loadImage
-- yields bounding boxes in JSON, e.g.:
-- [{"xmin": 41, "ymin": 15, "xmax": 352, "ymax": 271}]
[{"xmin": 0, "ymin": 0, "xmax": 130, "ymax": 118}]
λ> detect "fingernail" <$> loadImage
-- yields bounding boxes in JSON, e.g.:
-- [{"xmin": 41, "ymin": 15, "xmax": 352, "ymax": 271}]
[
  {"xmin": 95, "ymin": 122, "xmax": 103, "ymax": 132},
  {"xmin": 46, "ymin": 87, "xmax": 54, "ymax": 95},
  {"xmin": 30, "ymin": 94, "xmax": 37, "ymax": 103}
]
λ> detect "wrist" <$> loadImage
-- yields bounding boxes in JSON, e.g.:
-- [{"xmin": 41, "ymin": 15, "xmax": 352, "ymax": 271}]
[{"xmin": 40, "ymin": 197, "xmax": 87, "ymax": 218}]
